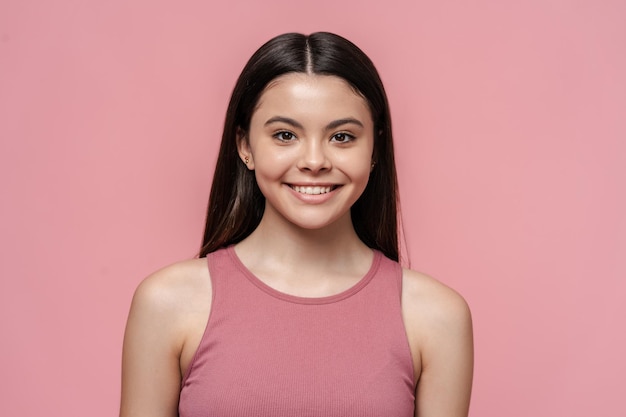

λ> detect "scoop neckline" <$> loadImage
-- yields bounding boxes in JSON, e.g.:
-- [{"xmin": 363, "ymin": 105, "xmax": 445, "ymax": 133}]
[{"xmin": 227, "ymin": 245, "xmax": 382, "ymax": 305}]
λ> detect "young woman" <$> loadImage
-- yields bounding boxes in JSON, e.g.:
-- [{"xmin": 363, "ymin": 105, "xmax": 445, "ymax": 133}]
[{"xmin": 120, "ymin": 32, "xmax": 473, "ymax": 417}]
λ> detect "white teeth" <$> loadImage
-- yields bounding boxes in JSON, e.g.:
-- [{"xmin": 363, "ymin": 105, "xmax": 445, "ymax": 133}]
[{"xmin": 292, "ymin": 185, "xmax": 333, "ymax": 195}]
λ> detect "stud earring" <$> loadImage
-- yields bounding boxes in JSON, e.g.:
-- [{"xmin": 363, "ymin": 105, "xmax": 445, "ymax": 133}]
[{"xmin": 244, "ymin": 157, "xmax": 249, "ymax": 164}]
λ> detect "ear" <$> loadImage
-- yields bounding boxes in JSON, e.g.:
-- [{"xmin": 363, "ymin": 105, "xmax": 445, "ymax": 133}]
[{"xmin": 236, "ymin": 128, "xmax": 255, "ymax": 170}]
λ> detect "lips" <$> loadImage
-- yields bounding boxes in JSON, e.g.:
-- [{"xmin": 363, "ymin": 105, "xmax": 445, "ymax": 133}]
[{"xmin": 289, "ymin": 185, "xmax": 337, "ymax": 195}]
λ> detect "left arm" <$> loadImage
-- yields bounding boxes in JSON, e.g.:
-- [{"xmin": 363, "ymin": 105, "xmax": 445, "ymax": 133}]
[{"xmin": 402, "ymin": 269, "xmax": 474, "ymax": 417}]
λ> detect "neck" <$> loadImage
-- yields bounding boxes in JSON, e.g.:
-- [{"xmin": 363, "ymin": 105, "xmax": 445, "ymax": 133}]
[{"xmin": 236, "ymin": 210, "xmax": 371, "ymax": 271}]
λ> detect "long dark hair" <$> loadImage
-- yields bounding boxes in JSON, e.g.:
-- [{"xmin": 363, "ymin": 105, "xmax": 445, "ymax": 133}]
[{"xmin": 199, "ymin": 32, "xmax": 399, "ymax": 261}]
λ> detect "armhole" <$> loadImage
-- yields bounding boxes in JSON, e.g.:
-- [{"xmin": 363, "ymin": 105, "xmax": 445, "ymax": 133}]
[
  {"xmin": 180, "ymin": 254, "xmax": 217, "ymax": 386},
  {"xmin": 398, "ymin": 265, "xmax": 419, "ymax": 388}
]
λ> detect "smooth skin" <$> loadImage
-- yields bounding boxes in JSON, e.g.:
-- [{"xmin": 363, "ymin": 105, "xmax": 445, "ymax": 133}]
[{"xmin": 120, "ymin": 74, "xmax": 473, "ymax": 417}]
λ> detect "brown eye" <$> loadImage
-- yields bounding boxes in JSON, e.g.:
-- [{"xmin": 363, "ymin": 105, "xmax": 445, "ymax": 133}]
[
  {"xmin": 274, "ymin": 131, "xmax": 296, "ymax": 141},
  {"xmin": 331, "ymin": 132, "xmax": 355, "ymax": 143}
]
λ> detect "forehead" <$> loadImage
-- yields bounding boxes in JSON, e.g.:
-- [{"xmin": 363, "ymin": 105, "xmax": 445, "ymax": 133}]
[{"xmin": 252, "ymin": 73, "xmax": 373, "ymax": 125}]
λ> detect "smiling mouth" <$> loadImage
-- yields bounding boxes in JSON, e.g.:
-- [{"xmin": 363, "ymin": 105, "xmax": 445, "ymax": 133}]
[{"xmin": 289, "ymin": 185, "xmax": 337, "ymax": 195}]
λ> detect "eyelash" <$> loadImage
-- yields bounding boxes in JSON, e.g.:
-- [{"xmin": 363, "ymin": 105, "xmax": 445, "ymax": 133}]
[
  {"xmin": 330, "ymin": 132, "xmax": 355, "ymax": 143},
  {"xmin": 272, "ymin": 131, "xmax": 356, "ymax": 143},
  {"xmin": 273, "ymin": 131, "xmax": 296, "ymax": 142}
]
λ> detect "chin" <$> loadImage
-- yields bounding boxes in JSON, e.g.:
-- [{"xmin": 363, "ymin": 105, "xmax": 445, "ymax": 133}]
[{"xmin": 286, "ymin": 213, "xmax": 351, "ymax": 232}]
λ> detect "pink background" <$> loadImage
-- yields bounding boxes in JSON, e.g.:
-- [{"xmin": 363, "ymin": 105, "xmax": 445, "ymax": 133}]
[{"xmin": 1, "ymin": 1, "xmax": 624, "ymax": 416}]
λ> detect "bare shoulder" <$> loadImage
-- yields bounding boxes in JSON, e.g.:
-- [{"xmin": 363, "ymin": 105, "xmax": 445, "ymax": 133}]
[
  {"xmin": 126, "ymin": 257, "xmax": 212, "ymax": 354},
  {"xmin": 121, "ymin": 258, "xmax": 211, "ymax": 417},
  {"xmin": 401, "ymin": 269, "xmax": 474, "ymax": 416},
  {"xmin": 401, "ymin": 268, "xmax": 473, "ymax": 373},
  {"xmin": 132, "ymin": 257, "xmax": 211, "ymax": 313},
  {"xmin": 401, "ymin": 268, "xmax": 471, "ymax": 328}
]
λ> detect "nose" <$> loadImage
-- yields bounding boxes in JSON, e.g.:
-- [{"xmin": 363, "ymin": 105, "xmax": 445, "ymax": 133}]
[{"xmin": 297, "ymin": 140, "xmax": 331, "ymax": 173}]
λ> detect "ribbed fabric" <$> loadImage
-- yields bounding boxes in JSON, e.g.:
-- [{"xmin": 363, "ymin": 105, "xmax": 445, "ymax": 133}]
[{"xmin": 179, "ymin": 246, "xmax": 415, "ymax": 417}]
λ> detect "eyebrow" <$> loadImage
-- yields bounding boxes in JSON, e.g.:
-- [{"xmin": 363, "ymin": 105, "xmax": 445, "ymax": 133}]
[{"xmin": 264, "ymin": 116, "xmax": 364, "ymax": 130}]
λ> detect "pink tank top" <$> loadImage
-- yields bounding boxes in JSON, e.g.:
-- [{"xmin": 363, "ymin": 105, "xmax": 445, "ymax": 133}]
[{"xmin": 179, "ymin": 246, "xmax": 415, "ymax": 416}]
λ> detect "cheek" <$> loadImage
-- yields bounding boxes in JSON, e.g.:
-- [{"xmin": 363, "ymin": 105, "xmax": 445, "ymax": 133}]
[
  {"xmin": 252, "ymin": 151, "xmax": 294, "ymax": 179},
  {"xmin": 250, "ymin": 140, "xmax": 294, "ymax": 165},
  {"xmin": 334, "ymin": 148, "xmax": 374, "ymax": 176},
  {"xmin": 251, "ymin": 151, "xmax": 295, "ymax": 192}
]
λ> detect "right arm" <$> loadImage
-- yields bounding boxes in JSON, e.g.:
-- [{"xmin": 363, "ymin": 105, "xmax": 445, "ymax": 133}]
[{"xmin": 120, "ymin": 259, "xmax": 211, "ymax": 417}]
